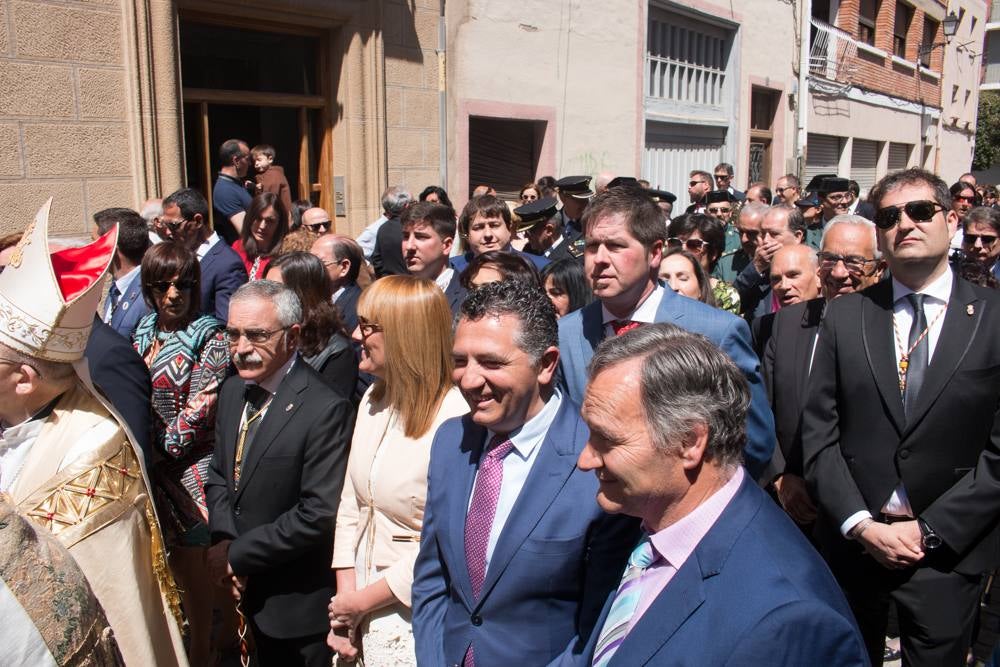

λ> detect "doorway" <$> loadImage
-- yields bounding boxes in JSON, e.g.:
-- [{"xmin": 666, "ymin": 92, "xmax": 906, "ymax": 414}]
[{"xmin": 179, "ymin": 18, "xmax": 332, "ymax": 224}]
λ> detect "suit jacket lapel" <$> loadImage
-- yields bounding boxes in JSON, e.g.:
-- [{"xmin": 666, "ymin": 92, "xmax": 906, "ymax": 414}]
[
  {"xmin": 862, "ymin": 281, "xmax": 905, "ymax": 434},
  {"xmin": 581, "ymin": 301, "xmax": 605, "ymax": 355},
  {"xmin": 903, "ymin": 278, "xmax": 983, "ymax": 437},
  {"xmin": 447, "ymin": 419, "xmax": 487, "ymax": 608},
  {"xmin": 476, "ymin": 401, "xmax": 580, "ymax": 606},
  {"xmin": 656, "ymin": 287, "xmax": 686, "ymax": 324},
  {"xmin": 795, "ymin": 299, "xmax": 824, "ymax": 395},
  {"xmin": 234, "ymin": 361, "xmax": 309, "ymax": 501}
]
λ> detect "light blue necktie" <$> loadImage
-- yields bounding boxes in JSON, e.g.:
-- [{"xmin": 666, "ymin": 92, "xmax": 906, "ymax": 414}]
[{"xmin": 592, "ymin": 536, "xmax": 657, "ymax": 666}]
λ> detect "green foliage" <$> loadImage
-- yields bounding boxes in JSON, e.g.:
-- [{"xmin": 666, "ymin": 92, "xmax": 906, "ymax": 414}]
[{"xmin": 973, "ymin": 92, "xmax": 1000, "ymax": 171}]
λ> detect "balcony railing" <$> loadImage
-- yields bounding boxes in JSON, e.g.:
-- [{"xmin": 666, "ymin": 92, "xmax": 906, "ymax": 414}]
[{"xmin": 809, "ymin": 18, "xmax": 859, "ymax": 86}]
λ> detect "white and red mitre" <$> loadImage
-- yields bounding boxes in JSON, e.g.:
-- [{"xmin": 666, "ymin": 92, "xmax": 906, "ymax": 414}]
[{"xmin": 0, "ymin": 199, "xmax": 117, "ymax": 362}]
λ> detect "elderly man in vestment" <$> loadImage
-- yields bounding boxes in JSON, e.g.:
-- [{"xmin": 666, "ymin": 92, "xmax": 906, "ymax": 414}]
[{"xmin": 0, "ymin": 200, "xmax": 187, "ymax": 666}]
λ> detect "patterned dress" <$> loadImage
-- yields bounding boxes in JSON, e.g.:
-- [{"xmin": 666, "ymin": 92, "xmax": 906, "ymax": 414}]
[
  {"xmin": 712, "ymin": 279, "xmax": 741, "ymax": 315},
  {"xmin": 133, "ymin": 313, "xmax": 231, "ymax": 546}
]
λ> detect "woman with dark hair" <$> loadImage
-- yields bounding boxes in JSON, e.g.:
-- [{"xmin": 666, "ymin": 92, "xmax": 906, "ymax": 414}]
[
  {"xmin": 265, "ymin": 251, "xmax": 358, "ymax": 400},
  {"xmin": 131, "ymin": 242, "xmax": 231, "ymax": 666},
  {"xmin": 658, "ymin": 247, "xmax": 715, "ymax": 305},
  {"xmin": 233, "ymin": 191, "xmax": 289, "ymax": 280},
  {"xmin": 419, "ymin": 185, "xmax": 454, "ymax": 210},
  {"xmin": 519, "ymin": 182, "xmax": 541, "ymax": 204},
  {"xmin": 539, "ymin": 258, "xmax": 592, "ymax": 317},
  {"xmin": 459, "ymin": 248, "xmax": 542, "ymax": 289},
  {"xmin": 667, "ymin": 213, "xmax": 740, "ymax": 313},
  {"xmin": 291, "ymin": 198, "xmax": 313, "ymax": 230}
]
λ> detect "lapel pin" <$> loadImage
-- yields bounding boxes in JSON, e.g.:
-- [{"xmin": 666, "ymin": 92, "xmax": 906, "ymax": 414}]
[
  {"xmin": 122, "ymin": 301, "xmax": 129, "ymax": 310},
  {"xmin": 967, "ymin": 304, "xmax": 975, "ymax": 316},
  {"xmin": 285, "ymin": 403, "xmax": 294, "ymax": 412}
]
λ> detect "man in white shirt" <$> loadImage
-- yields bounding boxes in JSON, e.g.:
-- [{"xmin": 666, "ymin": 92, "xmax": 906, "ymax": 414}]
[
  {"xmin": 401, "ymin": 200, "xmax": 466, "ymax": 314},
  {"xmin": 803, "ymin": 168, "xmax": 1000, "ymax": 666},
  {"xmin": 412, "ymin": 280, "xmax": 638, "ymax": 666}
]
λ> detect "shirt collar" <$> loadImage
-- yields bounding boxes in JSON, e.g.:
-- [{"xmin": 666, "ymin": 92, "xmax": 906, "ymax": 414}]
[
  {"xmin": 602, "ymin": 283, "xmax": 665, "ymax": 325},
  {"xmin": 648, "ymin": 466, "xmax": 744, "ymax": 568},
  {"xmin": 435, "ymin": 267, "xmax": 455, "ymax": 292},
  {"xmin": 197, "ymin": 231, "xmax": 221, "ymax": 259},
  {"xmin": 487, "ymin": 389, "xmax": 563, "ymax": 461},
  {"xmin": 114, "ymin": 265, "xmax": 141, "ymax": 294},
  {"xmin": 891, "ymin": 267, "xmax": 953, "ymax": 305},
  {"xmin": 248, "ymin": 353, "xmax": 297, "ymax": 396}
]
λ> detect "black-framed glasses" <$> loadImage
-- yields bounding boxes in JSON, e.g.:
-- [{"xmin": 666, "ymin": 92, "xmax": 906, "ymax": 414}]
[
  {"xmin": 817, "ymin": 251, "xmax": 879, "ymax": 276},
  {"xmin": 954, "ymin": 195, "xmax": 976, "ymax": 203},
  {"xmin": 159, "ymin": 218, "xmax": 187, "ymax": 232},
  {"xmin": 357, "ymin": 317, "xmax": 383, "ymax": 338},
  {"xmin": 224, "ymin": 327, "xmax": 289, "ymax": 345},
  {"xmin": 963, "ymin": 233, "xmax": 998, "ymax": 247},
  {"xmin": 825, "ymin": 193, "xmax": 850, "ymax": 203},
  {"xmin": 304, "ymin": 220, "xmax": 332, "ymax": 233},
  {"xmin": 148, "ymin": 279, "xmax": 195, "ymax": 293},
  {"xmin": 707, "ymin": 206, "xmax": 732, "ymax": 215},
  {"xmin": 714, "ymin": 174, "xmax": 731, "ymax": 181},
  {"xmin": 667, "ymin": 237, "xmax": 710, "ymax": 253},
  {"xmin": 738, "ymin": 228, "xmax": 760, "ymax": 242},
  {"xmin": 873, "ymin": 200, "xmax": 946, "ymax": 229},
  {"xmin": 689, "ymin": 180, "xmax": 706, "ymax": 187}
]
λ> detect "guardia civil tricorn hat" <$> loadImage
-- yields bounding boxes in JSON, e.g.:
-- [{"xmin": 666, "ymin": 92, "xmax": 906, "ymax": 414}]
[{"xmin": 0, "ymin": 199, "xmax": 117, "ymax": 362}]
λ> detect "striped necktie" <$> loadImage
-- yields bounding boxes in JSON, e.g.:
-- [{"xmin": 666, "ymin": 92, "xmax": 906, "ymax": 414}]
[{"xmin": 592, "ymin": 536, "xmax": 657, "ymax": 666}]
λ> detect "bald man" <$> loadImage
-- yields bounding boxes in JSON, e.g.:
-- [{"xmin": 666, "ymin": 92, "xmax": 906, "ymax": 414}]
[
  {"xmin": 301, "ymin": 207, "xmax": 334, "ymax": 236},
  {"xmin": 311, "ymin": 233, "xmax": 362, "ymax": 334},
  {"xmin": 769, "ymin": 244, "xmax": 820, "ymax": 310}
]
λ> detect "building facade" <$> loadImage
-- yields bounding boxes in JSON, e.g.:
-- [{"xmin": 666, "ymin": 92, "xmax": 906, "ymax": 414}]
[{"xmin": 0, "ymin": 0, "xmax": 985, "ymax": 238}]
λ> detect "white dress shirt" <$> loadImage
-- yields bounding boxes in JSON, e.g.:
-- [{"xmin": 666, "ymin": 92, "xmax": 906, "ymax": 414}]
[
  {"xmin": 839, "ymin": 269, "xmax": 952, "ymax": 536},
  {"xmin": 196, "ymin": 231, "xmax": 221, "ymax": 260},
  {"xmin": 104, "ymin": 265, "xmax": 141, "ymax": 322},
  {"xmin": 434, "ymin": 267, "xmax": 455, "ymax": 293},
  {"xmin": 356, "ymin": 215, "xmax": 388, "ymax": 260},
  {"xmin": 0, "ymin": 418, "xmax": 45, "ymax": 493},
  {"xmin": 470, "ymin": 390, "xmax": 563, "ymax": 570},
  {"xmin": 601, "ymin": 283, "xmax": 665, "ymax": 338}
]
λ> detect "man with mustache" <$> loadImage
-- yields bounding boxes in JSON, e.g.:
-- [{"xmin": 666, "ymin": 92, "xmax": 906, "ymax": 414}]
[{"xmin": 206, "ymin": 280, "xmax": 353, "ymax": 666}]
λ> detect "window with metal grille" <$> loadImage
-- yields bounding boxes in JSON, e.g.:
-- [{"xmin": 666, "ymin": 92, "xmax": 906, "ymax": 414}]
[
  {"xmin": 894, "ymin": 1, "xmax": 912, "ymax": 58},
  {"xmin": 646, "ymin": 10, "xmax": 730, "ymax": 108},
  {"xmin": 920, "ymin": 17, "xmax": 938, "ymax": 67},
  {"xmin": 859, "ymin": 0, "xmax": 880, "ymax": 46}
]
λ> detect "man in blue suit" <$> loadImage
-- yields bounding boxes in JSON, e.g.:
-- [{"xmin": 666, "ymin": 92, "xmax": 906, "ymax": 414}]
[
  {"xmin": 413, "ymin": 281, "xmax": 638, "ymax": 666},
  {"xmin": 161, "ymin": 187, "xmax": 247, "ymax": 322},
  {"xmin": 573, "ymin": 324, "xmax": 867, "ymax": 667},
  {"xmin": 557, "ymin": 186, "xmax": 775, "ymax": 478},
  {"xmin": 92, "ymin": 207, "xmax": 150, "ymax": 339}
]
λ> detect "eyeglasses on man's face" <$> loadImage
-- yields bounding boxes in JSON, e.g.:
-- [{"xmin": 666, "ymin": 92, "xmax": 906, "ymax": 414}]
[
  {"xmin": 873, "ymin": 200, "xmax": 946, "ymax": 230},
  {"xmin": 963, "ymin": 233, "xmax": 998, "ymax": 248},
  {"xmin": 303, "ymin": 220, "xmax": 332, "ymax": 233},
  {"xmin": 707, "ymin": 206, "xmax": 732, "ymax": 216},
  {"xmin": 817, "ymin": 251, "xmax": 878, "ymax": 276},
  {"xmin": 224, "ymin": 327, "xmax": 289, "ymax": 345}
]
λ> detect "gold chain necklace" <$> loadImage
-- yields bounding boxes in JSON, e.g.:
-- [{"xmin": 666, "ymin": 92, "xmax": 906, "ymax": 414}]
[{"xmin": 892, "ymin": 300, "xmax": 947, "ymax": 394}]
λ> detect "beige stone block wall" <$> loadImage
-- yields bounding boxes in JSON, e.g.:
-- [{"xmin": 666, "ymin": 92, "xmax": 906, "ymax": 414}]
[{"xmin": 0, "ymin": 0, "xmax": 136, "ymax": 238}]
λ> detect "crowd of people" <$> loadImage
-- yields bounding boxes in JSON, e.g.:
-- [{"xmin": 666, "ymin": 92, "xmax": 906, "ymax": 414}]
[{"xmin": 1, "ymin": 136, "xmax": 999, "ymax": 667}]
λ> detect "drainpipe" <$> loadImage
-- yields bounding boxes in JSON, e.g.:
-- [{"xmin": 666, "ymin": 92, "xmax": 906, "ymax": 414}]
[
  {"xmin": 438, "ymin": 0, "xmax": 448, "ymax": 188},
  {"xmin": 797, "ymin": 0, "xmax": 812, "ymax": 178}
]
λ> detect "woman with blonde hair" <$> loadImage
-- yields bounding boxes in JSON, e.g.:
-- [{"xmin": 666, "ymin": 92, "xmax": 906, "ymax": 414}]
[{"xmin": 327, "ymin": 275, "xmax": 468, "ymax": 665}]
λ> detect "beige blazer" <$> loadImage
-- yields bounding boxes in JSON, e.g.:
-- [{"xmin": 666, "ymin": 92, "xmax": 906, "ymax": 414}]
[{"xmin": 332, "ymin": 385, "xmax": 468, "ymax": 607}]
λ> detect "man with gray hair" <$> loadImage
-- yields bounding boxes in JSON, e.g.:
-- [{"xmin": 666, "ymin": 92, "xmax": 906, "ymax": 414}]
[
  {"xmin": 576, "ymin": 324, "xmax": 866, "ymax": 666},
  {"xmin": 716, "ymin": 201, "xmax": 769, "ymax": 283},
  {"xmin": 413, "ymin": 280, "xmax": 637, "ymax": 666},
  {"xmin": 206, "ymin": 280, "xmax": 352, "ymax": 666},
  {"xmin": 760, "ymin": 214, "xmax": 883, "ymax": 526},
  {"xmin": 371, "ymin": 186, "xmax": 413, "ymax": 276}
]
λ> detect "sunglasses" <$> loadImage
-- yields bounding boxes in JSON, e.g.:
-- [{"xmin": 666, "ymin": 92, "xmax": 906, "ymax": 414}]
[
  {"xmin": 707, "ymin": 207, "xmax": 732, "ymax": 215},
  {"xmin": 714, "ymin": 174, "xmax": 731, "ymax": 181},
  {"xmin": 667, "ymin": 237, "xmax": 710, "ymax": 253},
  {"xmin": 148, "ymin": 280, "xmax": 195, "ymax": 293},
  {"xmin": 304, "ymin": 221, "xmax": 332, "ymax": 232},
  {"xmin": 689, "ymin": 180, "xmax": 707, "ymax": 187},
  {"xmin": 873, "ymin": 200, "xmax": 946, "ymax": 230},
  {"xmin": 954, "ymin": 195, "xmax": 976, "ymax": 203},
  {"xmin": 963, "ymin": 233, "xmax": 998, "ymax": 247}
]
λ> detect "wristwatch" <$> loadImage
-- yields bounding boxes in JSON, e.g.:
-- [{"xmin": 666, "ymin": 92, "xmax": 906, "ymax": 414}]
[{"xmin": 917, "ymin": 518, "xmax": 942, "ymax": 550}]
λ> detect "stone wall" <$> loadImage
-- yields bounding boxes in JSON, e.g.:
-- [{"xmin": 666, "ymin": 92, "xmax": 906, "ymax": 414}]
[{"xmin": 0, "ymin": 0, "xmax": 135, "ymax": 237}]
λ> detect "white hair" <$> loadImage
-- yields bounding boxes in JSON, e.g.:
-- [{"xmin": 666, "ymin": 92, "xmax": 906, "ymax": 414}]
[{"xmin": 822, "ymin": 214, "xmax": 882, "ymax": 260}]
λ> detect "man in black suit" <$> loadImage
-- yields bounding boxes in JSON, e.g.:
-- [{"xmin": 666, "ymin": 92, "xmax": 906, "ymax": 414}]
[
  {"xmin": 803, "ymin": 168, "xmax": 1000, "ymax": 666},
  {"xmin": 161, "ymin": 187, "xmax": 247, "ymax": 321},
  {"xmin": 86, "ymin": 316, "xmax": 153, "ymax": 466},
  {"xmin": 371, "ymin": 187, "xmax": 412, "ymax": 278},
  {"xmin": 759, "ymin": 216, "xmax": 882, "ymax": 521},
  {"xmin": 401, "ymin": 200, "xmax": 466, "ymax": 313},
  {"xmin": 311, "ymin": 233, "xmax": 363, "ymax": 334},
  {"xmin": 516, "ymin": 197, "xmax": 584, "ymax": 264},
  {"xmin": 205, "ymin": 280, "xmax": 352, "ymax": 666}
]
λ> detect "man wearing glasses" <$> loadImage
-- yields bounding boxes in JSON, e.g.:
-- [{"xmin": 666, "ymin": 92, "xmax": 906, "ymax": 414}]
[
  {"xmin": 161, "ymin": 187, "xmax": 248, "ymax": 321},
  {"xmin": 803, "ymin": 168, "xmax": 1000, "ymax": 666},
  {"xmin": 960, "ymin": 206, "xmax": 1000, "ymax": 281},
  {"xmin": 684, "ymin": 170, "xmax": 713, "ymax": 214},
  {"xmin": 758, "ymin": 215, "xmax": 882, "ymax": 528},
  {"xmin": 713, "ymin": 162, "xmax": 746, "ymax": 202},
  {"xmin": 206, "ymin": 280, "xmax": 353, "ymax": 667},
  {"xmin": 775, "ymin": 174, "xmax": 802, "ymax": 205}
]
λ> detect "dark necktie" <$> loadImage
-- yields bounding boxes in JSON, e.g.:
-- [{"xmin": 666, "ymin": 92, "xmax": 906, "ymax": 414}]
[
  {"xmin": 104, "ymin": 283, "xmax": 121, "ymax": 323},
  {"xmin": 234, "ymin": 384, "xmax": 271, "ymax": 487},
  {"xmin": 904, "ymin": 293, "xmax": 928, "ymax": 417}
]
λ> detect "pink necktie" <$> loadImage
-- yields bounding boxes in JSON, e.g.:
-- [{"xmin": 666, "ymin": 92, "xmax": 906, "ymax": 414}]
[
  {"xmin": 464, "ymin": 435, "xmax": 514, "ymax": 599},
  {"xmin": 612, "ymin": 319, "xmax": 642, "ymax": 336}
]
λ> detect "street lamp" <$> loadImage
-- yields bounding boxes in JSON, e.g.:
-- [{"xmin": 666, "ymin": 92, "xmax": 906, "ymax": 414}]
[{"xmin": 942, "ymin": 11, "xmax": 959, "ymax": 40}]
